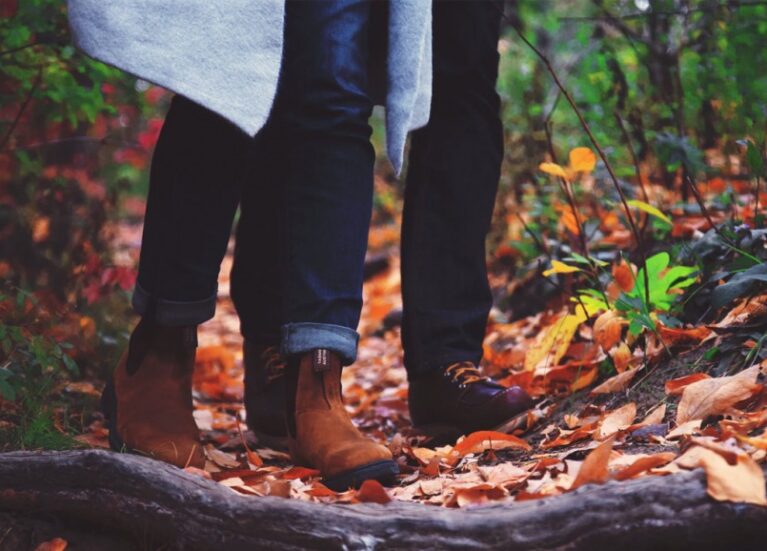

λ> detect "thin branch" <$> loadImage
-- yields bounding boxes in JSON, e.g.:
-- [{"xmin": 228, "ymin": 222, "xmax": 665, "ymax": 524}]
[
  {"xmin": 503, "ymin": 10, "xmax": 651, "ymax": 307},
  {"xmin": 0, "ymin": 42, "xmax": 40, "ymax": 57},
  {"xmin": 0, "ymin": 69, "xmax": 42, "ymax": 152}
]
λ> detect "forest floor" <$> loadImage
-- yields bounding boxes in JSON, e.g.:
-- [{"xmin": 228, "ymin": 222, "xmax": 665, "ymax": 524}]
[{"xmin": 65, "ymin": 198, "xmax": 767, "ymax": 510}]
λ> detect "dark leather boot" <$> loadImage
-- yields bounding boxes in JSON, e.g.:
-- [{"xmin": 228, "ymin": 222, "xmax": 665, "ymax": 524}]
[
  {"xmin": 408, "ymin": 362, "xmax": 534, "ymax": 443},
  {"xmin": 243, "ymin": 341, "xmax": 288, "ymax": 449},
  {"xmin": 101, "ymin": 319, "xmax": 205, "ymax": 468},
  {"xmin": 286, "ymin": 349, "xmax": 398, "ymax": 491}
]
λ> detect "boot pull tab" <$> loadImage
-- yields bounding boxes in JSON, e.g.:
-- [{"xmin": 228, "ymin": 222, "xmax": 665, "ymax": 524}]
[{"xmin": 312, "ymin": 349, "xmax": 331, "ymax": 373}]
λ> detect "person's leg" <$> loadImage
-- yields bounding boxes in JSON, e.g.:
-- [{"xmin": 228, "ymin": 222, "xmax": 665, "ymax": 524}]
[
  {"xmin": 265, "ymin": 0, "xmax": 396, "ymax": 489},
  {"xmin": 402, "ymin": 0, "xmax": 532, "ymax": 439},
  {"xmin": 104, "ymin": 95, "xmax": 249, "ymax": 468},
  {"xmin": 230, "ymin": 128, "xmax": 288, "ymax": 445}
]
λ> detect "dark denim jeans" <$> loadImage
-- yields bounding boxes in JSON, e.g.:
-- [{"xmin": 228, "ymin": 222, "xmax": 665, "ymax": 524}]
[
  {"xmin": 232, "ymin": 0, "xmax": 504, "ymax": 376},
  {"xmin": 135, "ymin": 0, "xmax": 375, "ymax": 365}
]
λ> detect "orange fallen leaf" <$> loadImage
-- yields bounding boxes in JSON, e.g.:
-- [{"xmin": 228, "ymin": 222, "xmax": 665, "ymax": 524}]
[
  {"xmin": 452, "ymin": 430, "xmax": 531, "ymax": 459},
  {"xmin": 612, "ymin": 260, "xmax": 635, "ymax": 292},
  {"xmin": 34, "ymin": 539, "xmax": 67, "ymax": 551},
  {"xmin": 658, "ymin": 325, "xmax": 712, "ymax": 347},
  {"xmin": 613, "ymin": 452, "xmax": 676, "ymax": 481},
  {"xmin": 676, "ymin": 365, "xmax": 763, "ymax": 424},
  {"xmin": 665, "ymin": 373, "xmax": 711, "ymax": 396},
  {"xmin": 590, "ymin": 368, "xmax": 640, "ymax": 395},
  {"xmin": 593, "ymin": 310, "xmax": 625, "ymax": 351},
  {"xmin": 608, "ymin": 342, "xmax": 633, "ymax": 373},
  {"xmin": 282, "ymin": 466, "xmax": 321, "ymax": 480},
  {"xmin": 305, "ymin": 482, "xmax": 338, "ymax": 498},
  {"xmin": 356, "ymin": 479, "xmax": 391, "ymax": 504},
  {"xmin": 572, "ymin": 436, "xmax": 615, "ymax": 489}
]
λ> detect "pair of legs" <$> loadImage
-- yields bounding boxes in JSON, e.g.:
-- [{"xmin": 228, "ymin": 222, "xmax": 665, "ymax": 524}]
[
  {"xmin": 235, "ymin": 0, "xmax": 530, "ymax": 444},
  {"xmin": 107, "ymin": 0, "xmax": 532, "ymax": 489},
  {"xmin": 109, "ymin": 0, "xmax": 398, "ymax": 488}
]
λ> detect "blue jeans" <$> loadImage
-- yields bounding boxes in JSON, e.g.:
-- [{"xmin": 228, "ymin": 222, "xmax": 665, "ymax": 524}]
[
  {"xmin": 232, "ymin": 0, "xmax": 504, "ymax": 376},
  {"xmin": 134, "ymin": 0, "xmax": 375, "ymax": 365}
]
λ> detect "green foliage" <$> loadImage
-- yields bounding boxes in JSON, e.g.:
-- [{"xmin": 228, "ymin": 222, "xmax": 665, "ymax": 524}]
[{"xmin": 577, "ymin": 252, "xmax": 698, "ymax": 336}]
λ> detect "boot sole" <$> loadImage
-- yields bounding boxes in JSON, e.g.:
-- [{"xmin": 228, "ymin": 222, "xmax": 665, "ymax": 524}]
[{"xmin": 322, "ymin": 460, "xmax": 399, "ymax": 492}]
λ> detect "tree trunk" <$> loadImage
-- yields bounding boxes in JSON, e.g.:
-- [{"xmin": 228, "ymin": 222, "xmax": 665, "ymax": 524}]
[{"xmin": 0, "ymin": 450, "xmax": 764, "ymax": 551}]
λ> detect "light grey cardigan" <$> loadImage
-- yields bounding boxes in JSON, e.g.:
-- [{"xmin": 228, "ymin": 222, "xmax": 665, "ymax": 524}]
[{"xmin": 67, "ymin": 0, "xmax": 432, "ymax": 172}]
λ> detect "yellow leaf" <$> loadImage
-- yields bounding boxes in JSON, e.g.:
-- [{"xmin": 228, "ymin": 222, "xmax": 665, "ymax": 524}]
[
  {"xmin": 543, "ymin": 260, "xmax": 582, "ymax": 277},
  {"xmin": 626, "ymin": 199, "xmax": 672, "ymax": 225},
  {"xmin": 524, "ymin": 312, "xmax": 583, "ymax": 371},
  {"xmin": 569, "ymin": 147, "xmax": 597, "ymax": 173},
  {"xmin": 539, "ymin": 162, "xmax": 568, "ymax": 178}
]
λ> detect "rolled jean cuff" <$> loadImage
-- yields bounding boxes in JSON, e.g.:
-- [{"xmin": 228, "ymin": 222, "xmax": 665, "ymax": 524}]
[
  {"xmin": 132, "ymin": 282, "xmax": 217, "ymax": 326},
  {"xmin": 281, "ymin": 322, "xmax": 359, "ymax": 365}
]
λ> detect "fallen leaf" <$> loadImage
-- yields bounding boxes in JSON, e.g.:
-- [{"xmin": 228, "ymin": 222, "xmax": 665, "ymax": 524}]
[
  {"xmin": 451, "ymin": 431, "xmax": 531, "ymax": 460},
  {"xmin": 204, "ymin": 445, "xmax": 241, "ymax": 469},
  {"xmin": 665, "ymin": 373, "xmax": 711, "ymax": 396},
  {"xmin": 356, "ymin": 479, "xmax": 391, "ymax": 504},
  {"xmin": 612, "ymin": 260, "xmax": 635, "ymax": 292},
  {"xmin": 658, "ymin": 325, "xmax": 712, "ymax": 347},
  {"xmin": 446, "ymin": 484, "xmax": 508, "ymax": 508},
  {"xmin": 34, "ymin": 539, "xmax": 67, "ymax": 551},
  {"xmin": 641, "ymin": 404, "xmax": 667, "ymax": 425},
  {"xmin": 667, "ymin": 419, "xmax": 702, "ymax": 439},
  {"xmin": 676, "ymin": 365, "xmax": 763, "ymax": 424},
  {"xmin": 591, "ymin": 367, "xmax": 639, "ymax": 395},
  {"xmin": 593, "ymin": 310, "xmax": 626, "ymax": 351},
  {"xmin": 613, "ymin": 452, "xmax": 676, "ymax": 481},
  {"xmin": 571, "ymin": 436, "xmax": 615, "ymax": 489},
  {"xmin": 525, "ymin": 310, "xmax": 587, "ymax": 371},
  {"xmin": 597, "ymin": 402, "xmax": 637, "ymax": 440},
  {"xmin": 608, "ymin": 342, "xmax": 633, "ymax": 373},
  {"xmin": 676, "ymin": 446, "xmax": 767, "ymax": 506},
  {"xmin": 282, "ymin": 466, "xmax": 322, "ymax": 480}
]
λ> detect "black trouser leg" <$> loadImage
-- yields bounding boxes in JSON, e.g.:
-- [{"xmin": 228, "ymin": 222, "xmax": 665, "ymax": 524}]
[
  {"xmin": 401, "ymin": 0, "xmax": 504, "ymax": 375},
  {"xmin": 134, "ymin": 95, "xmax": 248, "ymax": 326}
]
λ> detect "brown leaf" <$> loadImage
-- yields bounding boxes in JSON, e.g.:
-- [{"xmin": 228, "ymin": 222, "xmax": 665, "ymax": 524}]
[
  {"xmin": 446, "ymin": 484, "xmax": 508, "ymax": 508},
  {"xmin": 597, "ymin": 402, "xmax": 637, "ymax": 440},
  {"xmin": 612, "ymin": 260, "xmax": 635, "ymax": 292},
  {"xmin": 665, "ymin": 373, "xmax": 711, "ymax": 396},
  {"xmin": 613, "ymin": 452, "xmax": 676, "ymax": 481},
  {"xmin": 608, "ymin": 342, "xmax": 633, "ymax": 373},
  {"xmin": 675, "ymin": 446, "xmax": 767, "ymax": 506},
  {"xmin": 593, "ymin": 310, "xmax": 625, "ymax": 351},
  {"xmin": 658, "ymin": 325, "xmax": 712, "ymax": 347},
  {"xmin": 640, "ymin": 403, "xmax": 667, "ymax": 426},
  {"xmin": 356, "ymin": 479, "xmax": 391, "ymax": 504},
  {"xmin": 571, "ymin": 436, "xmax": 615, "ymax": 489},
  {"xmin": 676, "ymin": 365, "xmax": 763, "ymax": 424},
  {"xmin": 590, "ymin": 368, "xmax": 640, "ymax": 395}
]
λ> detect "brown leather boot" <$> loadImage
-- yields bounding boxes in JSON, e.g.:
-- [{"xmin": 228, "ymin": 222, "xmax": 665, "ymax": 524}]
[
  {"xmin": 101, "ymin": 319, "xmax": 205, "ymax": 469},
  {"xmin": 408, "ymin": 362, "xmax": 534, "ymax": 444},
  {"xmin": 243, "ymin": 341, "xmax": 288, "ymax": 449},
  {"xmin": 286, "ymin": 349, "xmax": 398, "ymax": 491}
]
